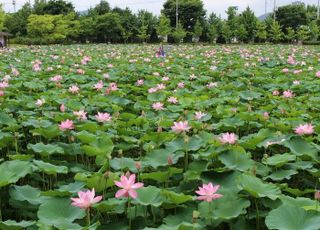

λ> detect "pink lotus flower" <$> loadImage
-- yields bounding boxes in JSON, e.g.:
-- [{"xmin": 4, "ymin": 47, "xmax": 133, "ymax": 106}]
[
  {"xmin": 272, "ymin": 90, "xmax": 280, "ymax": 96},
  {"xmin": 294, "ymin": 123, "xmax": 314, "ymax": 135},
  {"xmin": 60, "ymin": 104, "xmax": 66, "ymax": 112},
  {"xmin": 293, "ymin": 80, "xmax": 300, "ymax": 85},
  {"xmin": 114, "ymin": 173, "xmax": 144, "ymax": 199},
  {"xmin": 95, "ymin": 112, "xmax": 112, "ymax": 122},
  {"xmin": 195, "ymin": 111, "xmax": 207, "ymax": 120},
  {"xmin": 59, "ymin": 119, "xmax": 74, "ymax": 131},
  {"xmin": 148, "ymin": 87, "xmax": 158, "ymax": 93},
  {"xmin": 282, "ymin": 68, "xmax": 289, "ymax": 73},
  {"xmin": 77, "ymin": 69, "xmax": 85, "ymax": 74},
  {"xmin": 167, "ymin": 97, "xmax": 178, "ymax": 104},
  {"xmin": 177, "ymin": 82, "xmax": 185, "ymax": 88},
  {"xmin": 263, "ymin": 112, "xmax": 269, "ymax": 120},
  {"xmin": 162, "ymin": 76, "xmax": 170, "ymax": 81},
  {"xmin": 207, "ymin": 82, "xmax": 218, "ymax": 88},
  {"xmin": 73, "ymin": 110, "xmax": 87, "ymax": 121},
  {"xmin": 50, "ymin": 75, "xmax": 62, "ymax": 82},
  {"xmin": 69, "ymin": 85, "xmax": 79, "ymax": 94},
  {"xmin": 219, "ymin": 132, "xmax": 238, "ymax": 145},
  {"xmin": 94, "ymin": 80, "xmax": 104, "ymax": 90},
  {"xmin": 171, "ymin": 121, "xmax": 191, "ymax": 133},
  {"xmin": 0, "ymin": 90, "xmax": 4, "ymax": 97},
  {"xmin": 316, "ymin": 71, "xmax": 320, "ymax": 78},
  {"xmin": 196, "ymin": 183, "xmax": 223, "ymax": 202},
  {"xmin": 103, "ymin": 73, "xmax": 110, "ymax": 79},
  {"xmin": 136, "ymin": 79, "xmax": 144, "ymax": 86},
  {"xmin": 0, "ymin": 81, "xmax": 9, "ymax": 89},
  {"xmin": 157, "ymin": 83, "xmax": 166, "ymax": 90},
  {"xmin": 71, "ymin": 188, "xmax": 102, "ymax": 209},
  {"xmin": 35, "ymin": 99, "xmax": 45, "ymax": 107},
  {"xmin": 283, "ymin": 90, "xmax": 294, "ymax": 98},
  {"xmin": 109, "ymin": 83, "xmax": 118, "ymax": 91},
  {"xmin": 11, "ymin": 68, "xmax": 19, "ymax": 76},
  {"xmin": 152, "ymin": 102, "xmax": 164, "ymax": 111}
]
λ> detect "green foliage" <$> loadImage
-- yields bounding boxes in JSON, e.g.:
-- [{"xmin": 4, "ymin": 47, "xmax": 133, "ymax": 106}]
[
  {"xmin": 156, "ymin": 15, "xmax": 171, "ymax": 42},
  {"xmin": 297, "ymin": 25, "xmax": 311, "ymax": 42},
  {"xmin": 96, "ymin": 12, "xmax": 123, "ymax": 43},
  {"xmin": 285, "ymin": 27, "xmax": 296, "ymax": 43},
  {"xmin": 269, "ymin": 21, "xmax": 283, "ymax": 43},
  {"xmin": 276, "ymin": 2, "xmax": 308, "ymax": 30},
  {"xmin": 255, "ymin": 21, "xmax": 267, "ymax": 42},
  {"xmin": 172, "ymin": 23, "xmax": 187, "ymax": 43}
]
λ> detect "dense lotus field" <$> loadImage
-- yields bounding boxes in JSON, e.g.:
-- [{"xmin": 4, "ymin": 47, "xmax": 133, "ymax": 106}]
[{"xmin": 0, "ymin": 44, "xmax": 319, "ymax": 230}]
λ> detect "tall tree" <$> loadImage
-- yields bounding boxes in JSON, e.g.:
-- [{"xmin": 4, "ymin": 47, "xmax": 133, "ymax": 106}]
[
  {"xmin": 285, "ymin": 27, "xmax": 296, "ymax": 43},
  {"xmin": 113, "ymin": 7, "xmax": 138, "ymax": 43},
  {"xmin": 95, "ymin": 13, "xmax": 123, "ymax": 43},
  {"xmin": 269, "ymin": 21, "xmax": 283, "ymax": 43},
  {"xmin": 0, "ymin": 4, "xmax": 5, "ymax": 31},
  {"xmin": 226, "ymin": 6, "xmax": 239, "ymax": 40},
  {"xmin": 275, "ymin": 2, "xmax": 308, "ymax": 31},
  {"xmin": 156, "ymin": 15, "xmax": 171, "ymax": 42},
  {"xmin": 93, "ymin": 0, "xmax": 111, "ymax": 15},
  {"xmin": 239, "ymin": 7, "xmax": 257, "ymax": 42},
  {"xmin": 309, "ymin": 20, "xmax": 319, "ymax": 41},
  {"xmin": 297, "ymin": 25, "xmax": 310, "ymax": 42},
  {"xmin": 172, "ymin": 22, "xmax": 186, "ymax": 43},
  {"xmin": 42, "ymin": 0, "xmax": 75, "ymax": 15},
  {"xmin": 192, "ymin": 20, "xmax": 203, "ymax": 42},
  {"xmin": 254, "ymin": 21, "xmax": 267, "ymax": 42},
  {"xmin": 162, "ymin": 0, "xmax": 205, "ymax": 36},
  {"xmin": 4, "ymin": 3, "xmax": 32, "ymax": 36}
]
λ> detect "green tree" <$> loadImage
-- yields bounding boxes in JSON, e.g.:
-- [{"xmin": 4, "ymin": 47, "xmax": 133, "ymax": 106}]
[
  {"xmin": 236, "ymin": 24, "xmax": 248, "ymax": 43},
  {"xmin": 42, "ymin": 0, "xmax": 75, "ymax": 15},
  {"xmin": 4, "ymin": 2, "xmax": 32, "ymax": 36},
  {"xmin": 95, "ymin": 13, "xmax": 123, "ymax": 43},
  {"xmin": 239, "ymin": 7, "xmax": 257, "ymax": 42},
  {"xmin": 221, "ymin": 21, "xmax": 232, "ymax": 43},
  {"xmin": 0, "ymin": 4, "xmax": 5, "ymax": 31},
  {"xmin": 156, "ymin": 15, "xmax": 171, "ymax": 42},
  {"xmin": 207, "ymin": 23, "xmax": 218, "ymax": 43},
  {"xmin": 297, "ymin": 25, "xmax": 310, "ymax": 42},
  {"xmin": 309, "ymin": 20, "xmax": 319, "ymax": 41},
  {"xmin": 33, "ymin": 0, "xmax": 48, "ymax": 15},
  {"xmin": 27, "ymin": 14, "xmax": 55, "ymax": 39},
  {"xmin": 254, "ymin": 21, "xmax": 267, "ymax": 42},
  {"xmin": 138, "ymin": 21, "xmax": 150, "ymax": 43},
  {"xmin": 137, "ymin": 10, "xmax": 158, "ymax": 42},
  {"xmin": 269, "ymin": 21, "xmax": 283, "ymax": 43},
  {"xmin": 92, "ymin": 0, "xmax": 110, "ymax": 15},
  {"xmin": 162, "ymin": 0, "xmax": 205, "ymax": 37},
  {"xmin": 275, "ymin": 2, "xmax": 308, "ymax": 31},
  {"xmin": 285, "ymin": 27, "xmax": 296, "ymax": 43},
  {"xmin": 172, "ymin": 22, "xmax": 186, "ymax": 43},
  {"xmin": 226, "ymin": 6, "xmax": 239, "ymax": 40},
  {"xmin": 193, "ymin": 20, "xmax": 203, "ymax": 42},
  {"xmin": 113, "ymin": 7, "xmax": 138, "ymax": 43}
]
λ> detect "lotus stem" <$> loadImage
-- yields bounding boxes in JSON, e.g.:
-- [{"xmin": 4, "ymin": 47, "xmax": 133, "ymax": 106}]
[{"xmin": 86, "ymin": 208, "xmax": 91, "ymax": 227}]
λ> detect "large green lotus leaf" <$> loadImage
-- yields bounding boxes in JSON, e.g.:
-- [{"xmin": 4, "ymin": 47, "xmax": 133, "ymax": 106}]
[
  {"xmin": 0, "ymin": 131, "xmax": 13, "ymax": 149},
  {"xmin": 33, "ymin": 160, "xmax": 68, "ymax": 175},
  {"xmin": 0, "ymin": 220, "xmax": 35, "ymax": 230},
  {"xmin": 27, "ymin": 142, "xmax": 64, "ymax": 156},
  {"xmin": 133, "ymin": 186, "xmax": 163, "ymax": 207},
  {"xmin": 161, "ymin": 190, "xmax": 193, "ymax": 205},
  {"xmin": 265, "ymin": 169, "xmax": 298, "ymax": 181},
  {"xmin": 143, "ymin": 149, "xmax": 184, "ymax": 168},
  {"xmin": 280, "ymin": 195, "xmax": 318, "ymax": 210},
  {"xmin": 31, "ymin": 125, "xmax": 60, "ymax": 139},
  {"xmin": 166, "ymin": 136, "xmax": 205, "ymax": 152},
  {"xmin": 265, "ymin": 204, "xmax": 320, "ymax": 230},
  {"xmin": 110, "ymin": 157, "xmax": 137, "ymax": 172},
  {"xmin": 237, "ymin": 174, "xmax": 281, "ymax": 200},
  {"xmin": 75, "ymin": 130, "xmax": 97, "ymax": 144},
  {"xmin": 0, "ymin": 160, "xmax": 33, "ymax": 187},
  {"xmin": 184, "ymin": 160, "xmax": 208, "ymax": 181},
  {"xmin": 198, "ymin": 194, "xmax": 250, "ymax": 220},
  {"xmin": 21, "ymin": 119, "xmax": 52, "ymax": 128},
  {"xmin": 81, "ymin": 135, "xmax": 114, "ymax": 159},
  {"xmin": 202, "ymin": 171, "xmax": 241, "ymax": 195},
  {"xmin": 283, "ymin": 137, "xmax": 318, "ymax": 160},
  {"xmin": 239, "ymin": 129, "xmax": 274, "ymax": 149},
  {"xmin": 218, "ymin": 150, "xmax": 254, "ymax": 172},
  {"xmin": 94, "ymin": 198, "xmax": 126, "ymax": 214},
  {"xmin": 57, "ymin": 182, "xmax": 86, "ymax": 193},
  {"xmin": 9, "ymin": 185, "xmax": 45, "ymax": 205},
  {"xmin": 239, "ymin": 91, "xmax": 262, "ymax": 100},
  {"xmin": 74, "ymin": 172, "xmax": 113, "ymax": 192},
  {"xmin": 144, "ymin": 222, "xmax": 203, "ymax": 230},
  {"xmin": 37, "ymin": 198, "xmax": 85, "ymax": 228},
  {"xmin": 0, "ymin": 112, "xmax": 16, "ymax": 125},
  {"xmin": 141, "ymin": 168, "xmax": 182, "ymax": 183},
  {"xmin": 262, "ymin": 153, "xmax": 296, "ymax": 167}
]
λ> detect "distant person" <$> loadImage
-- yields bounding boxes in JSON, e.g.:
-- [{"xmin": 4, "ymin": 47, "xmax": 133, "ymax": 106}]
[
  {"xmin": 156, "ymin": 44, "xmax": 165, "ymax": 58},
  {"xmin": 0, "ymin": 42, "xmax": 3, "ymax": 48}
]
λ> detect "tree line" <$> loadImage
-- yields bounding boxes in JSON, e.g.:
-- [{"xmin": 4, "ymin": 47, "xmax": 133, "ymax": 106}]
[{"xmin": 0, "ymin": 0, "xmax": 319, "ymax": 45}]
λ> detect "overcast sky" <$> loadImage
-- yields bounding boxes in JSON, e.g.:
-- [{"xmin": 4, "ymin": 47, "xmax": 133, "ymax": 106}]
[{"xmin": 1, "ymin": 0, "xmax": 318, "ymax": 18}]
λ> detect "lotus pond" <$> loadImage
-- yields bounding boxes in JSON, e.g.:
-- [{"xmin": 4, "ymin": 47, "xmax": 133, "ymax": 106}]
[{"xmin": 0, "ymin": 44, "xmax": 319, "ymax": 230}]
